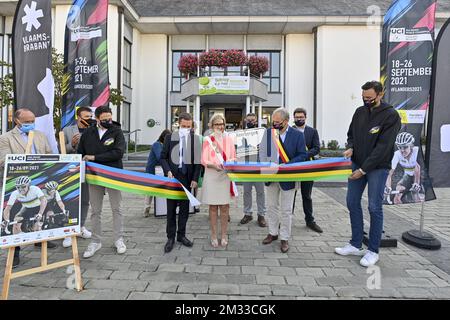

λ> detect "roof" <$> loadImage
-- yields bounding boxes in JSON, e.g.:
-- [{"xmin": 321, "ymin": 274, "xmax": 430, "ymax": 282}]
[{"xmin": 128, "ymin": 0, "xmax": 450, "ymax": 17}]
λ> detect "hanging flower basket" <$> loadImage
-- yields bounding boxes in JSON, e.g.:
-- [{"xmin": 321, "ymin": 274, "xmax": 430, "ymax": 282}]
[
  {"xmin": 199, "ymin": 49, "xmax": 223, "ymax": 67},
  {"xmin": 177, "ymin": 54, "xmax": 198, "ymax": 77},
  {"xmin": 248, "ymin": 55, "xmax": 269, "ymax": 77},
  {"xmin": 221, "ymin": 49, "xmax": 248, "ymax": 67}
]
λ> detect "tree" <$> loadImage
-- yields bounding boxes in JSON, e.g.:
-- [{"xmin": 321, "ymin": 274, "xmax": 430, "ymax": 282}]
[{"xmin": 110, "ymin": 88, "xmax": 126, "ymax": 108}]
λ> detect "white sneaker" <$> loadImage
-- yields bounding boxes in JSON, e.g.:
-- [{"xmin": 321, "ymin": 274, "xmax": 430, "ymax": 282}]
[
  {"xmin": 335, "ymin": 243, "xmax": 366, "ymax": 256},
  {"xmin": 83, "ymin": 242, "xmax": 102, "ymax": 259},
  {"xmin": 62, "ymin": 237, "xmax": 72, "ymax": 248},
  {"xmin": 360, "ymin": 251, "xmax": 379, "ymax": 267},
  {"xmin": 115, "ymin": 238, "xmax": 127, "ymax": 255},
  {"xmin": 80, "ymin": 226, "xmax": 92, "ymax": 239}
]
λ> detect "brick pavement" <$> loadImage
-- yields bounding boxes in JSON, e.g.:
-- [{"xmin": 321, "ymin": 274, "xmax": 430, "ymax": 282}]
[{"xmin": 1, "ymin": 186, "xmax": 449, "ymax": 300}]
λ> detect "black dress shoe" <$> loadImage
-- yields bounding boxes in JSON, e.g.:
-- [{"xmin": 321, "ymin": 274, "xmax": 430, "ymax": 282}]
[
  {"xmin": 35, "ymin": 241, "xmax": 57, "ymax": 248},
  {"xmin": 306, "ymin": 222, "xmax": 323, "ymax": 233},
  {"xmin": 164, "ymin": 238, "xmax": 175, "ymax": 253},
  {"xmin": 177, "ymin": 236, "xmax": 193, "ymax": 247},
  {"xmin": 12, "ymin": 255, "xmax": 20, "ymax": 269}
]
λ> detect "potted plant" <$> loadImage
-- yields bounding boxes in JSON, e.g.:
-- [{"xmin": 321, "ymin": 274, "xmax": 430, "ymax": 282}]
[
  {"xmin": 248, "ymin": 55, "xmax": 269, "ymax": 78},
  {"xmin": 177, "ymin": 54, "xmax": 198, "ymax": 79}
]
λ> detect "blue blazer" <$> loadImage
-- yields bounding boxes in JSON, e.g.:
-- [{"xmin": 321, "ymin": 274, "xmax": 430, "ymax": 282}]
[
  {"xmin": 259, "ymin": 127, "xmax": 307, "ymax": 191},
  {"xmin": 294, "ymin": 125, "xmax": 321, "ymax": 161}
]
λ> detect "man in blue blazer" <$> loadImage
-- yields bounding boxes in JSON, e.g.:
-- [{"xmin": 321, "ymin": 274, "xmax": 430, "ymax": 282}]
[
  {"xmin": 292, "ymin": 108, "xmax": 323, "ymax": 233},
  {"xmin": 259, "ymin": 108, "xmax": 307, "ymax": 253}
]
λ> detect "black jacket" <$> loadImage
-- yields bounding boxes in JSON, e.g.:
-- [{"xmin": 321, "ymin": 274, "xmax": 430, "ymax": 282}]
[
  {"xmin": 160, "ymin": 131, "xmax": 202, "ymax": 188},
  {"xmin": 347, "ymin": 102, "xmax": 401, "ymax": 173},
  {"xmin": 293, "ymin": 125, "xmax": 320, "ymax": 160},
  {"xmin": 77, "ymin": 122, "xmax": 126, "ymax": 169}
]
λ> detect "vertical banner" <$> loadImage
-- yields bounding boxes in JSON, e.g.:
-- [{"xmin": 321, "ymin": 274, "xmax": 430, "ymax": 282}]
[
  {"xmin": 12, "ymin": 0, "xmax": 59, "ymax": 153},
  {"xmin": 61, "ymin": 0, "xmax": 110, "ymax": 128},
  {"xmin": 426, "ymin": 19, "xmax": 450, "ymax": 187},
  {"xmin": 380, "ymin": 0, "xmax": 437, "ymax": 204}
]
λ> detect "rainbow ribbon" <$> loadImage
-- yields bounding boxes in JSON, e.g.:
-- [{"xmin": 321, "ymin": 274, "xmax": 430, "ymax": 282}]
[
  {"xmin": 223, "ymin": 157, "xmax": 352, "ymax": 182},
  {"xmin": 85, "ymin": 162, "xmax": 193, "ymax": 201}
]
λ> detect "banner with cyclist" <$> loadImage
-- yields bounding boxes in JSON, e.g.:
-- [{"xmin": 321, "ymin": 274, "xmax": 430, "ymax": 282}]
[
  {"xmin": 384, "ymin": 127, "xmax": 436, "ymax": 205},
  {"xmin": 381, "ymin": 0, "xmax": 437, "ymax": 205},
  {"xmin": 1, "ymin": 154, "xmax": 81, "ymax": 248}
]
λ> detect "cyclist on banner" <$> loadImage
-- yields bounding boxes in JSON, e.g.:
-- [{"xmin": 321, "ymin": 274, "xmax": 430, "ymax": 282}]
[
  {"xmin": 41, "ymin": 181, "xmax": 68, "ymax": 229},
  {"xmin": 385, "ymin": 132, "xmax": 423, "ymax": 204},
  {"xmin": 1, "ymin": 176, "xmax": 48, "ymax": 234}
]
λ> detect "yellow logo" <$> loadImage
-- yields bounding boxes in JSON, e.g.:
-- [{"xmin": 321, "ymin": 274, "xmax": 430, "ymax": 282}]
[
  {"xmin": 369, "ymin": 126, "xmax": 381, "ymax": 134},
  {"xmin": 104, "ymin": 138, "xmax": 115, "ymax": 146}
]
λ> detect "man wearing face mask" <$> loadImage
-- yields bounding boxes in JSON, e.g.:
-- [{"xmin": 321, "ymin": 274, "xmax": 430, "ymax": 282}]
[
  {"xmin": 292, "ymin": 108, "xmax": 322, "ymax": 233},
  {"xmin": 160, "ymin": 113, "xmax": 202, "ymax": 253},
  {"xmin": 259, "ymin": 108, "xmax": 307, "ymax": 253},
  {"xmin": 0, "ymin": 108, "xmax": 54, "ymax": 268},
  {"xmin": 61, "ymin": 106, "xmax": 96, "ymax": 247},
  {"xmin": 335, "ymin": 81, "xmax": 400, "ymax": 268},
  {"xmin": 77, "ymin": 106, "xmax": 127, "ymax": 258},
  {"xmin": 240, "ymin": 113, "xmax": 266, "ymax": 227}
]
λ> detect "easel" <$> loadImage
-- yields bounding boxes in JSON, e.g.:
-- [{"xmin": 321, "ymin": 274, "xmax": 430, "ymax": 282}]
[{"xmin": 1, "ymin": 131, "xmax": 83, "ymax": 299}]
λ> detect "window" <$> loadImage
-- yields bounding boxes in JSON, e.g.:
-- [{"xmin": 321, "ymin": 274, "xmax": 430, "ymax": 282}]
[
  {"xmin": 121, "ymin": 102, "xmax": 130, "ymax": 132},
  {"xmin": 172, "ymin": 51, "xmax": 201, "ymax": 92},
  {"xmin": 123, "ymin": 39, "xmax": 132, "ymax": 88},
  {"xmin": 248, "ymin": 51, "xmax": 281, "ymax": 93}
]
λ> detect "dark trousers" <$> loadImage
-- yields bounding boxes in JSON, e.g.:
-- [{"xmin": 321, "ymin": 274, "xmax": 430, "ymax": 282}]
[
  {"xmin": 166, "ymin": 199, "xmax": 190, "ymax": 240},
  {"xmin": 300, "ymin": 181, "xmax": 315, "ymax": 224},
  {"xmin": 166, "ymin": 172, "xmax": 190, "ymax": 239}
]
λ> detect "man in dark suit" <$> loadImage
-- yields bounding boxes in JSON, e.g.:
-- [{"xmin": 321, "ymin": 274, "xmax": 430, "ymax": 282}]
[
  {"xmin": 259, "ymin": 108, "xmax": 307, "ymax": 253},
  {"xmin": 160, "ymin": 112, "xmax": 202, "ymax": 253},
  {"xmin": 292, "ymin": 108, "xmax": 323, "ymax": 233}
]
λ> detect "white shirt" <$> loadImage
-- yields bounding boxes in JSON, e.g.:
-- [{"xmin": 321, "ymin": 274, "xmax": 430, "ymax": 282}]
[
  {"xmin": 391, "ymin": 146, "xmax": 419, "ymax": 176},
  {"xmin": 98, "ymin": 127, "xmax": 108, "ymax": 140},
  {"xmin": 43, "ymin": 189, "xmax": 62, "ymax": 202},
  {"xmin": 7, "ymin": 185, "xmax": 44, "ymax": 208}
]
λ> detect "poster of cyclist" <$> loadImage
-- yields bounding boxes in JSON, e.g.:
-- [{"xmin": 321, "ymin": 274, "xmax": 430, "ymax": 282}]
[
  {"xmin": 384, "ymin": 124, "xmax": 436, "ymax": 205},
  {"xmin": 1, "ymin": 154, "xmax": 81, "ymax": 248}
]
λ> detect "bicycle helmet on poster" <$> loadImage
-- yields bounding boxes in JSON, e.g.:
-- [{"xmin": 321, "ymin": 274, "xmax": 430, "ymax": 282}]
[
  {"xmin": 15, "ymin": 176, "xmax": 31, "ymax": 187},
  {"xmin": 45, "ymin": 181, "xmax": 59, "ymax": 191},
  {"xmin": 395, "ymin": 132, "xmax": 415, "ymax": 147}
]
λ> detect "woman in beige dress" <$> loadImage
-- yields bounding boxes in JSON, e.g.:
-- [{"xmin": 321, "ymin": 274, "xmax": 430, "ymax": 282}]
[{"xmin": 200, "ymin": 114, "xmax": 236, "ymax": 247}]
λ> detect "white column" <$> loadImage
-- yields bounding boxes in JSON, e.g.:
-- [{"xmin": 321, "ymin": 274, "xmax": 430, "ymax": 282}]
[
  {"xmin": 252, "ymin": 99, "xmax": 256, "ymax": 114},
  {"xmin": 186, "ymin": 99, "xmax": 190, "ymax": 114},
  {"xmin": 246, "ymin": 96, "xmax": 251, "ymax": 116},
  {"xmin": 195, "ymin": 96, "xmax": 201, "ymax": 135},
  {"xmin": 258, "ymin": 100, "xmax": 263, "ymax": 128}
]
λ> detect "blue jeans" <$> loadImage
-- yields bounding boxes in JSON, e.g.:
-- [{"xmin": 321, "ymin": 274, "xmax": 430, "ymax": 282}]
[{"xmin": 346, "ymin": 163, "xmax": 389, "ymax": 254}]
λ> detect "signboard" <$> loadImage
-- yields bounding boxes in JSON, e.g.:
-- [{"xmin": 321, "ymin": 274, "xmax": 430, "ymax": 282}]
[
  {"xmin": 228, "ymin": 128, "xmax": 265, "ymax": 160},
  {"xmin": 1, "ymin": 154, "xmax": 81, "ymax": 248},
  {"xmin": 199, "ymin": 76, "xmax": 250, "ymax": 95}
]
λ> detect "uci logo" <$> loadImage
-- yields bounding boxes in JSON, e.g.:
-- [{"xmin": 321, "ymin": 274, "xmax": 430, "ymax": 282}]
[
  {"xmin": 390, "ymin": 28, "xmax": 405, "ymax": 35},
  {"xmin": 8, "ymin": 155, "xmax": 26, "ymax": 161}
]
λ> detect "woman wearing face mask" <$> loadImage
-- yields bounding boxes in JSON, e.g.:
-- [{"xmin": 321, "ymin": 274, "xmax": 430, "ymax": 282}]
[{"xmin": 200, "ymin": 114, "xmax": 237, "ymax": 247}]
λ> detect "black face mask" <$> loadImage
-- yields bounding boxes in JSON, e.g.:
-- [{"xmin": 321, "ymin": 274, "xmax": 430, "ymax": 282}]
[
  {"xmin": 246, "ymin": 122, "xmax": 256, "ymax": 129},
  {"xmin": 295, "ymin": 120, "xmax": 305, "ymax": 127},
  {"xmin": 272, "ymin": 122, "xmax": 284, "ymax": 130},
  {"xmin": 80, "ymin": 118, "xmax": 97, "ymax": 128},
  {"xmin": 363, "ymin": 99, "xmax": 377, "ymax": 108},
  {"xmin": 100, "ymin": 120, "xmax": 114, "ymax": 129}
]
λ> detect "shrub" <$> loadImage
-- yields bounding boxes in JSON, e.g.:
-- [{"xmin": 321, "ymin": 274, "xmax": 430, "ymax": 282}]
[{"xmin": 327, "ymin": 140, "xmax": 340, "ymax": 150}]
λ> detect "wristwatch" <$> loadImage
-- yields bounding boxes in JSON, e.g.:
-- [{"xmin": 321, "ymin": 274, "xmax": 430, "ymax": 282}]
[{"xmin": 359, "ymin": 168, "xmax": 366, "ymax": 175}]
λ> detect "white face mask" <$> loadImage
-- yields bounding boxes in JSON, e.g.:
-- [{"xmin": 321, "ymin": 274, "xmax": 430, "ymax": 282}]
[{"xmin": 179, "ymin": 128, "xmax": 190, "ymax": 137}]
